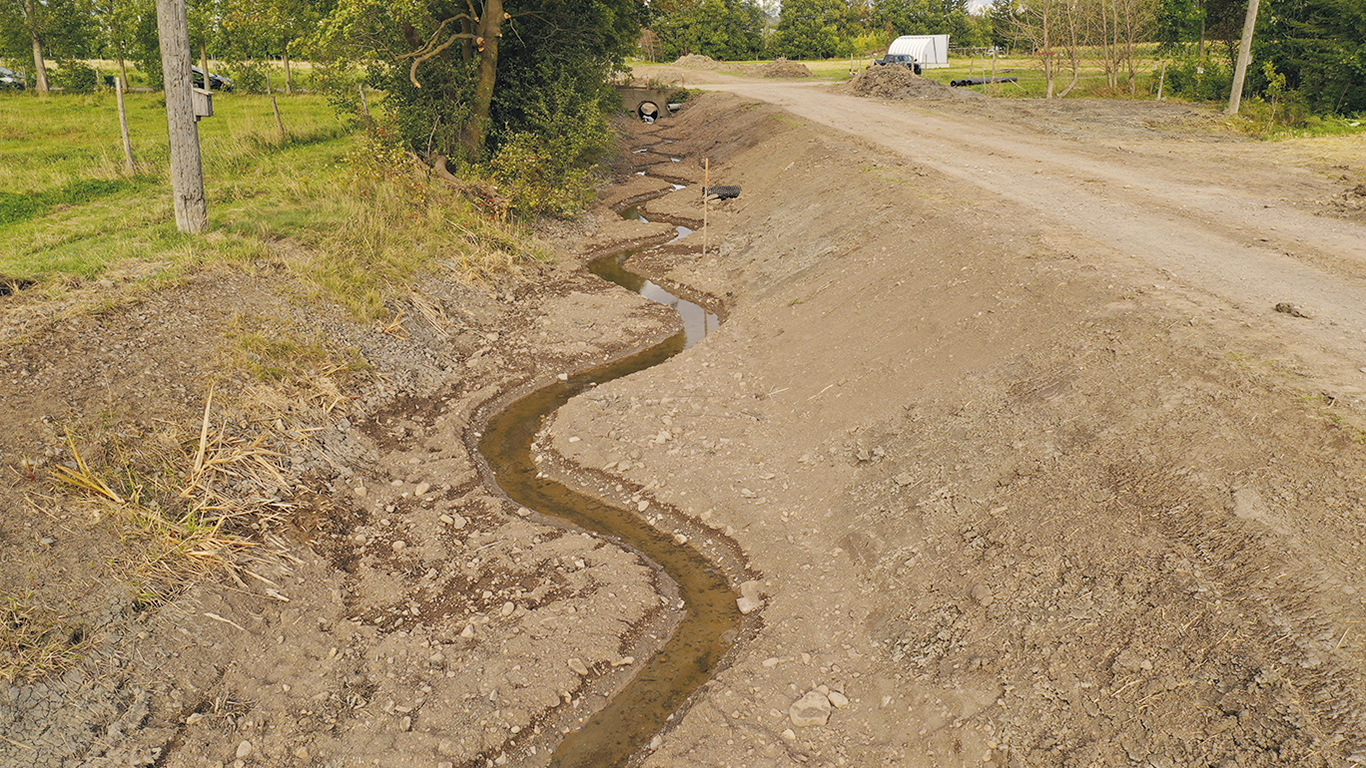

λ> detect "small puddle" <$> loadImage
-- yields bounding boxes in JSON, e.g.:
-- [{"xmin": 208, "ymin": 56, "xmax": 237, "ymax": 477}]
[
  {"xmin": 620, "ymin": 205, "xmax": 649, "ymax": 224},
  {"xmin": 478, "ymin": 165, "xmax": 737, "ymax": 767}
]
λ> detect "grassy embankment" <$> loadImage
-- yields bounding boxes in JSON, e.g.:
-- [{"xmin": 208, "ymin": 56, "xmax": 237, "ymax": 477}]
[
  {"xmin": 0, "ymin": 90, "xmax": 545, "ymax": 673},
  {"xmin": 0, "ymin": 89, "xmax": 540, "ymax": 321}
]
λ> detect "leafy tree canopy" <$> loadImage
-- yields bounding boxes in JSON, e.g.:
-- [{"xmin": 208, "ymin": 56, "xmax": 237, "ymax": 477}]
[
  {"xmin": 648, "ymin": 0, "xmax": 765, "ymax": 61},
  {"xmin": 769, "ymin": 0, "xmax": 853, "ymax": 59}
]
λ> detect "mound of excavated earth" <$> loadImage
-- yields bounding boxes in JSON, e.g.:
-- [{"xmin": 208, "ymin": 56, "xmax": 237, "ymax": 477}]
[
  {"xmin": 843, "ymin": 64, "xmax": 970, "ymax": 100},
  {"xmin": 752, "ymin": 58, "xmax": 813, "ymax": 79},
  {"xmin": 673, "ymin": 54, "xmax": 723, "ymax": 70}
]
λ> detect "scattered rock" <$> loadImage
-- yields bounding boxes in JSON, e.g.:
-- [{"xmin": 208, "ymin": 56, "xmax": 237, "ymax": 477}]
[
  {"xmin": 828, "ymin": 690, "xmax": 849, "ymax": 708},
  {"xmin": 970, "ymin": 583, "xmax": 994, "ymax": 607},
  {"xmin": 568, "ymin": 658, "xmax": 589, "ymax": 676},
  {"xmin": 235, "ymin": 740, "xmax": 253, "ymax": 759},
  {"xmin": 789, "ymin": 690, "xmax": 832, "ymax": 727},
  {"xmin": 737, "ymin": 580, "xmax": 764, "ymax": 614},
  {"xmin": 1274, "ymin": 302, "xmax": 1311, "ymax": 318}
]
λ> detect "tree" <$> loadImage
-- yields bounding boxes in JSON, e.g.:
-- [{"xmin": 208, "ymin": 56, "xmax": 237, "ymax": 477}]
[
  {"xmin": 1258, "ymin": 0, "xmax": 1366, "ymax": 114},
  {"xmin": 1011, "ymin": 0, "xmax": 1062, "ymax": 95},
  {"xmin": 649, "ymin": 0, "xmax": 765, "ymax": 60},
  {"xmin": 220, "ymin": 0, "xmax": 319, "ymax": 91},
  {"xmin": 769, "ymin": 0, "xmax": 849, "ymax": 59},
  {"xmin": 985, "ymin": 0, "xmax": 1024, "ymax": 51},
  {"xmin": 95, "ymin": 0, "xmax": 152, "ymax": 85},
  {"xmin": 0, "ymin": 0, "xmax": 96, "ymax": 91},
  {"xmin": 875, "ymin": 0, "xmax": 974, "ymax": 41},
  {"xmin": 315, "ymin": 0, "xmax": 643, "ymax": 160}
]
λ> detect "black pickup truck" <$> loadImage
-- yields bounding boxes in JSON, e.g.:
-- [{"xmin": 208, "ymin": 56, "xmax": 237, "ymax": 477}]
[{"xmin": 872, "ymin": 53, "xmax": 922, "ymax": 75}]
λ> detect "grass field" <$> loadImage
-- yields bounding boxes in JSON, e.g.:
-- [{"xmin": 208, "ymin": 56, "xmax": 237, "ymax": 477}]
[{"xmin": 0, "ymin": 90, "xmax": 540, "ymax": 320}]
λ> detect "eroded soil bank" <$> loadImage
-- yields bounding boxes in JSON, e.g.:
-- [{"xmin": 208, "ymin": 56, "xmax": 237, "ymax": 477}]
[{"xmin": 3, "ymin": 85, "xmax": 1366, "ymax": 768}]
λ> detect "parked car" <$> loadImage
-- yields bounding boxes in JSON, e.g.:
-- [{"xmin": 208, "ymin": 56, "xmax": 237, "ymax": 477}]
[
  {"xmin": 191, "ymin": 66, "xmax": 233, "ymax": 91},
  {"xmin": 0, "ymin": 67, "xmax": 25, "ymax": 90},
  {"xmin": 872, "ymin": 53, "xmax": 922, "ymax": 75}
]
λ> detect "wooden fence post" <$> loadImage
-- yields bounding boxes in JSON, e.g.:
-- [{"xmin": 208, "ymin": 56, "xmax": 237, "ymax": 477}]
[
  {"xmin": 154, "ymin": 0, "xmax": 207, "ymax": 233},
  {"xmin": 116, "ymin": 77, "xmax": 136, "ymax": 175}
]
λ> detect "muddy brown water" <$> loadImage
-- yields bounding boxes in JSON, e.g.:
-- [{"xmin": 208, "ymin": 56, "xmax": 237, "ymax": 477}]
[{"xmin": 478, "ymin": 188, "xmax": 738, "ymax": 767}]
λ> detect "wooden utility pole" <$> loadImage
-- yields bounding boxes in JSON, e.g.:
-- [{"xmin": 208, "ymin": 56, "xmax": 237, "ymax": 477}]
[
  {"xmin": 1226, "ymin": 0, "xmax": 1261, "ymax": 116},
  {"xmin": 155, "ymin": 0, "xmax": 207, "ymax": 233}
]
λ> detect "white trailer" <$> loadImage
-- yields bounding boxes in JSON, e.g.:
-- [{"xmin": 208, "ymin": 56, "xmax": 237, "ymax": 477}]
[{"xmin": 887, "ymin": 35, "xmax": 950, "ymax": 69}]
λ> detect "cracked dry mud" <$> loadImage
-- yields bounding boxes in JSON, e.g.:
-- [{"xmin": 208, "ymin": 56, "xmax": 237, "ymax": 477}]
[{"xmin": 4, "ymin": 75, "xmax": 1366, "ymax": 768}]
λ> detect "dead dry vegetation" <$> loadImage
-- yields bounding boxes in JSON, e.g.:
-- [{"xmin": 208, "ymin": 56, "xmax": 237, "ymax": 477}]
[{"xmin": 2, "ymin": 83, "xmax": 1366, "ymax": 768}]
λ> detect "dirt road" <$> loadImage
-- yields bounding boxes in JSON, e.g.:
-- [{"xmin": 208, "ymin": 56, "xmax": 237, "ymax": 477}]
[{"xmin": 694, "ymin": 74, "xmax": 1366, "ymax": 367}]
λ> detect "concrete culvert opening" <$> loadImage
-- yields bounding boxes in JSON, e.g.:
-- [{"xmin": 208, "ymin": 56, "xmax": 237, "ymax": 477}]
[{"xmin": 638, "ymin": 101, "xmax": 660, "ymax": 123}]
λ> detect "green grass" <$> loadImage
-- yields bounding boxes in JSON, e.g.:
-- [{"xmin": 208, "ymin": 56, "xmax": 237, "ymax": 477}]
[{"xmin": 0, "ymin": 90, "xmax": 543, "ymax": 319}]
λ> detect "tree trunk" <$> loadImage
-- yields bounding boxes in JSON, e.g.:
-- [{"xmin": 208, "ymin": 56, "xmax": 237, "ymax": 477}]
[
  {"xmin": 1057, "ymin": 0, "xmax": 1080, "ymax": 98},
  {"xmin": 30, "ymin": 31, "xmax": 48, "ymax": 92},
  {"xmin": 24, "ymin": 0, "xmax": 49, "ymax": 92},
  {"xmin": 462, "ymin": 0, "xmax": 504, "ymax": 159},
  {"xmin": 1226, "ymin": 0, "xmax": 1260, "ymax": 115},
  {"xmin": 200, "ymin": 41, "xmax": 207, "ymax": 83},
  {"xmin": 1043, "ymin": 3, "xmax": 1055, "ymax": 99},
  {"xmin": 118, "ymin": 53, "xmax": 129, "ymax": 89},
  {"xmin": 282, "ymin": 49, "xmax": 292, "ymax": 94},
  {"xmin": 156, "ymin": 0, "xmax": 208, "ymax": 233}
]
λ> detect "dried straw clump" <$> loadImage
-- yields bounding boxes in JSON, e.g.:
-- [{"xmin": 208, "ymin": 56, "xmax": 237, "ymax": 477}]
[{"xmin": 0, "ymin": 596, "xmax": 91, "ymax": 683}]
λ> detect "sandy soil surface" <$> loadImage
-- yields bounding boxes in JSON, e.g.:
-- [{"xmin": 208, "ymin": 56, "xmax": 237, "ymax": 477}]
[{"xmin": 4, "ymin": 64, "xmax": 1366, "ymax": 768}]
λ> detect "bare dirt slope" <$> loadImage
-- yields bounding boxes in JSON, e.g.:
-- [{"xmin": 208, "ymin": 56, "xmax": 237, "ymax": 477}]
[
  {"xmin": 550, "ymin": 84, "xmax": 1366, "ymax": 766},
  {"xmin": 3, "ymin": 74, "xmax": 1366, "ymax": 768}
]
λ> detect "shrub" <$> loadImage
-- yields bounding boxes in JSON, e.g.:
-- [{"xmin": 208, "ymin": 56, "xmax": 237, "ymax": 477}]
[
  {"xmin": 486, "ymin": 76, "xmax": 612, "ymax": 218},
  {"xmin": 1164, "ymin": 55, "xmax": 1232, "ymax": 103},
  {"xmin": 227, "ymin": 60, "xmax": 269, "ymax": 94},
  {"xmin": 53, "ymin": 61, "xmax": 99, "ymax": 94}
]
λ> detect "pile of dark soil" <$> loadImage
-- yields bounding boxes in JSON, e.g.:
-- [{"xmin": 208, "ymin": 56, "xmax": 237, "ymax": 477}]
[
  {"xmin": 752, "ymin": 57, "xmax": 812, "ymax": 79},
  {"xmin": 842, "ymin": 65, "xmax": 965, "ymax": 100}
]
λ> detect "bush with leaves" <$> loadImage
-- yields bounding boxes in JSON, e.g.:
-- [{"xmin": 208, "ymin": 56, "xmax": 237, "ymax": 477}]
[
  {"xmin": 1164, "ymin": 55, "xmax": 1232, "ymax": 103},
  {"xmin": 226, "ymin": 59, "xmax": 269, "ymax": 93},
  {"xmin": 52, "ymin": 59, "xmax": 99, "ymax": 92},
  {"xmin": 487, "ymin": 75, "xmax": 612, "ymax": 217}
]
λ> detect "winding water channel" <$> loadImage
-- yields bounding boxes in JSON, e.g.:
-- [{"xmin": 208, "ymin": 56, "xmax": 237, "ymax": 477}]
[{"xmin": 477, "ymin": 149, "xmax": 740, "ymax": 767}]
